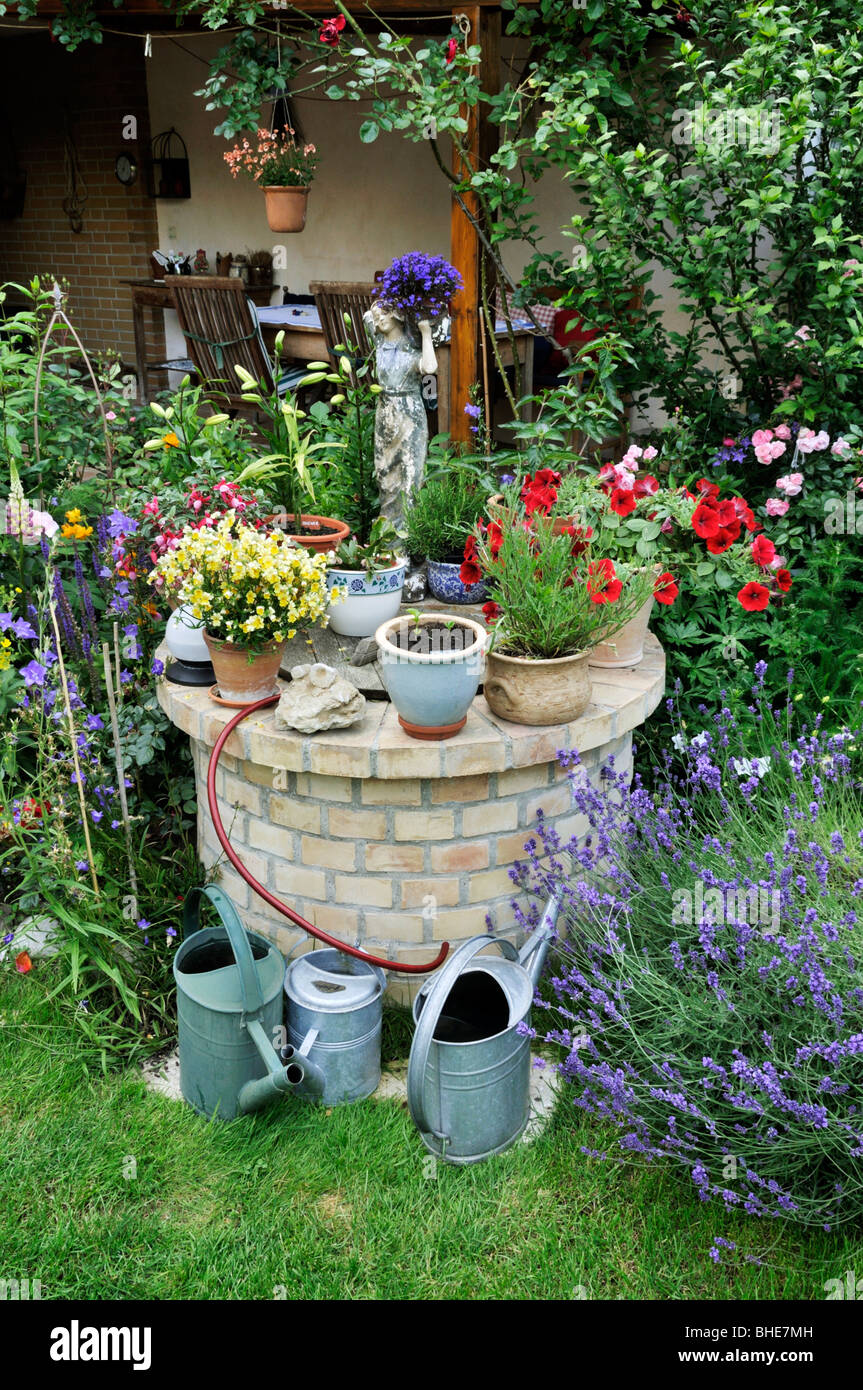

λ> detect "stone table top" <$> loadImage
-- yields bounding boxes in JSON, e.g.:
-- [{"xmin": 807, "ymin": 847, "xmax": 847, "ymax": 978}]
[{"xmin": 157, "ymin": 632, "xmax": 665, "ymax": 782}]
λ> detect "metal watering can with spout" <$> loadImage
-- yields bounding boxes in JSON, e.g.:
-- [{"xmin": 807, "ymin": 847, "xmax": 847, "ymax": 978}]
[
  {"xmin": 175, "ymin": 885, "xmax": 325, "ymax": 1120},
  {"xmin": 407, "ymin": 898, "xmax": 559, "ymax": 1164}
]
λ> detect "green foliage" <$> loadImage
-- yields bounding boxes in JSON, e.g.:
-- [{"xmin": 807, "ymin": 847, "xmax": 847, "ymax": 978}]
[
  {"xmin": 330, "ymin": 516, "xmax": 404, "ymax": 573},
  {"xmin": 404, "ymin": 467, "xmax": 491, "ymax": 562},
  {"xmin": 303, "ymin": 330, "xmax": 382, "ymax": 542}
]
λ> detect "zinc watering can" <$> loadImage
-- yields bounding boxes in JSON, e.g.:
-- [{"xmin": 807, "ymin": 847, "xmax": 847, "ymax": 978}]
[
  {"xmin": 407, "ymin": 898, "xmax": 559, "ymax": 1164},
  {"xmin": 284, "ymin": 948, "xmax": 386, "ymax": 1106},
  {"xmin": 175, "ymin": 885, "xmax": 325, "ymax": 1120}
]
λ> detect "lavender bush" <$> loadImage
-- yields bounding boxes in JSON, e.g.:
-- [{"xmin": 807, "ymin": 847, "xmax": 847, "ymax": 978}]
[{"xmin": 513, "ymin": 669, "xmax": 863, "ymax": 1232}]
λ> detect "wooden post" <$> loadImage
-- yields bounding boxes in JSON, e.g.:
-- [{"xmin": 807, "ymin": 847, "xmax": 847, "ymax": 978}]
[{"xmin": 449, "ymin": 4, "xmax": 500, "ymax": 443}]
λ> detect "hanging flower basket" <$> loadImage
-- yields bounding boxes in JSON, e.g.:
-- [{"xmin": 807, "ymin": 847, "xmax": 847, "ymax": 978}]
[{"xmin": 263, "ymin": 185, "xmax": 309, "ymax": 233}]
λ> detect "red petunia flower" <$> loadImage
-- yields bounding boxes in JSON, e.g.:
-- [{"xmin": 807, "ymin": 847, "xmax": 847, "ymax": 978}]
[
  {"xmin": 486, "ymin": 520, "xmax": 504, "ymax": 558},
  {"xmin": 653, "ymin": 572, "xmax": 678, "ymax": 605},
  {"xmin": 610, "ymin": 487, "xmax": 637, "ymax": 518},
  {"xmin": 563, "ymin": 522, "xmax": 593, "ymax": 558},
  {"xmin": 738, "ymin": 581, "xmax": 771, "ymax": 612},
  {"xmin": 692, "ymin": 501, "xmax": 720, "ymax": 539},
  {"xmin": 482, "ymin": 600, "xmax": 502, "ymax": 625},
  {"xmin": 633, "ymin": 475, "xmax": 659, "ymax": 498},
  {"xmin": 732, "ymin": 496, "xmax": 760, "ymax": 532},
  {"xmin": 706, "ymin": 528, "xmax": 736, "ymax": 555},
  {"xmin": 696, "ymin": 478, "xmax": 720, "ymax": 499},
  {"xmin": 460, "ymin": 533, "xmax": 482, "ymax": 587},
  {"xmin": 445, "ymin": 37, "xmax": 458, "ymax": 64},
  {"xmin": 587, "ymin": 558, "xmax": 622, "ymax": 604},
  {"xmin": 319, "ymin": 14, "xmax": 346, "ymax": 45},
  {"xmin": 774, "ymin": 568, "xmax": 793, "ymax": 593},
  {"xmin": 751, "ymin": 534, "xmax": 776, "ymax": 567}
]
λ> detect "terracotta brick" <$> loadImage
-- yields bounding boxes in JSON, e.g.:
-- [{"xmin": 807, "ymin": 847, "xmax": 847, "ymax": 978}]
[
  {"xmin": 400, "ymin": 876, "xmax": 460, "ymax": 909},
  {"xmin": 270, "ymin": 795, "xmax": 322, "ymax": 835},
  {"xmin": 364, "ymin": 842, "xmax": 425, "ymax": 872},
  {"xmin": 333, "ymin": 875, "xmax": 393, "ymax": 908},
  {"xmin": 294, "ymin": 772, "xmax": 353, "ymax": 802},
  {"xmin": 272, "ymin": 864, "xmax": 328, "ymax": 901},
  {"xmin": 393, "ymin": 809, "xmax": 455, "ymax": 842},
  {"xmin": 301, "ymin": 836, "xmax": 356, "ymax": 870},
  {"xmin": 462, "ymin": 801, "xmax": 518, "ymax": 836},
  {"xmin": 430, "ymin": 773, "xmax": 489, "ymax": 803},
  {"xmin": 361, "ymin": 778, "xmax": 422, "ymax": 805},
  {"xmin": 327, "ymin": 806, "xmax": 388, "ymax": 840},
  {"xmin": 496, "ymin": 764, "xmax": 551, "ymax": 795},
  {"xmin": 430, "ymin": 841, "xmax": 489, "ymax": 873},
  {"xmin": 467, "ymin": 866, "xmax": 520, "ymax": 903}
]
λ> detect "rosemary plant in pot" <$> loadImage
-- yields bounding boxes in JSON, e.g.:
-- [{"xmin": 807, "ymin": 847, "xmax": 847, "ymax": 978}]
[
  {"xmin": 462, "ymin": 511, "xmax": 661, "ymax": 726},
  {"xmin": 404, "ymin": 465, "xmax": 492, "ymax": 602},
  {"xmin": 233, "ymin": 357, "xmax": 350, "ymax": 553},
  {"xmin": 149, "ymin": 513, "xmax": 333, "ymax": 704}
]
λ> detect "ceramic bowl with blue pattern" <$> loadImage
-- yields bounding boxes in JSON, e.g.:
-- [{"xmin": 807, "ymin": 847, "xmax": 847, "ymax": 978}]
[{"xmin": 426, "ymin": 558, "xmax": 487, "ymax": 605}]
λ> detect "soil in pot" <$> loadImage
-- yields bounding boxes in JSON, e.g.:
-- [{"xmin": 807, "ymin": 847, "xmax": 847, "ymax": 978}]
[{"xmin": 389, "ymin": 621, "xmax": 473, "ymax": 655}]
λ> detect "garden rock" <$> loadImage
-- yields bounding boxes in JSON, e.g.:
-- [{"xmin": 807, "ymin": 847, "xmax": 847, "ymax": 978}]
[
  {"xmin": 275, "ymin": 663, "xmax": 366, "ymax": 733},
  {"xmin": 403, "ymin": 570, "xmax": 427, "ymax": 603}
]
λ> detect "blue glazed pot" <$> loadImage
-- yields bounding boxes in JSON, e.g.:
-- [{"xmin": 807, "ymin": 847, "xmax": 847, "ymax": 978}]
[
  {"xmin": 375, "ymin": 614, "xmax": 487, "ymax": 738},
  {"xmin": 326, "ymin": 561, "xmax": 407, "ymax": 637},
  {"xmin": 426, "ymin": 558, "xmax": 487, "ymax": 605}
]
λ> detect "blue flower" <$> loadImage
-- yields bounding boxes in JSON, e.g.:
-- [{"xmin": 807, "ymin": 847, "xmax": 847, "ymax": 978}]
[
  {"xmin": 151, "ymin": 658, "xmax": 165, "ymax": 676},
  {"xmin": 85, "ymin": 714, "xmax": 105, "ymax": 731},
  {"xmin": 75, "ymin": 860, "xmax": 89, "ymax": 873},
  {"xmin": 106, "ymin": 509, "xmax": 138, "ymax": 538},
  {"xmin": 11, "ymin": 619, "xmax": 38, "ymax": 640},
  {"xmin": 20, "ymin": 659, "xmax": 47, "ymax": 688},
  {"xmin": 464, "ymin": 403, "xmax": 482, "ymax": 418}
]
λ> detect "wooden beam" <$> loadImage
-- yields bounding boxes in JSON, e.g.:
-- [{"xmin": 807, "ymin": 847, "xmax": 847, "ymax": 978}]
[{"xmin": 448, "ymin": 4, "xmax": 500, "ymax": 444}]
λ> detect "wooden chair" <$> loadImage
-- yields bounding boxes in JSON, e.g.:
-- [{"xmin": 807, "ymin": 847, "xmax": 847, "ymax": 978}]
[
  {"xmin": 308, "ymin": 280, "xmax": 375, "ymax": 363},
  {"xmin": 164, "ymin": 275, "xmax": 306, "ymax": 410}
]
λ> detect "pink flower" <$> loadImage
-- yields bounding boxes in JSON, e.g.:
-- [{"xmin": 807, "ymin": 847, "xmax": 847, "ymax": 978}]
[
  {"xmin": 794, "ymin": 324, "xmax": 811, "ymax": 341},
  {"xmin": 842, "ymin": 259, "xmax": 859, "ymax": 278},
  {"xmin": 142, "ymin": 497, "xmax": 160, "ymax": 516},
  {"xmin": 765, "ymin": 497, "xmax": 789, "ymax": 517},
  {"xmin": 105, "ymin": 410, "xmax": 117, "ymax": 421},
  {"xmin": 778, "ymin": 375, "xmax": 803, "ymax": 400},
  {"xmin": 775, "ymin": 472, "xmax": 804, "ymax": 496},
  {"xmin": 855, "ymin": 477, "xmax": 863, "ymax": 493},
  {"xmin": 660, "ymin": 517, "xmax": 674, "ymax": 535},
  {"xmin": 831, "ymin": 438, "xmax": 850, "ymax": 456},
  {"xmin": 755, "ymin": 439, "xmax": 785, "ymax": 463},
  {"xmin": 752, "ymin": 428, "xmax": 774, "ymax": 448},
  {"xmin": 642, "ymin": 445, "xmax": 658, "ymax": 461},
  {"xmin": 768, "ymin": 553, "xmax": 786, "ymax": 571},
  {"xmin": 774, "ymin": 423, "xmax": 792, "ymax": 440},
  {"xmin": 722, "ymin": 436, "xmax": 736, "ymax": 447},
  {"xmin": 797, "ymin": 427, "xmax": 829, "ymax": 453}
]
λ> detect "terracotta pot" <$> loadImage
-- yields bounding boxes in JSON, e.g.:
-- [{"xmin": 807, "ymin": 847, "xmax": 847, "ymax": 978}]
[
  {"xmin": 266, "ymin": 513, "xmax": 351, "ymax": 555},
  {"xmin": 589, "ymin": 592, "xmax": 656, "ymax": 668},
  {"xmin": 486, "ymin": 493, "xmax": 576, "ymax": 535},
  {"xmin": 590, "ymin": 564, "xmax": 661, "ymax": 668},
  {"xmin": 263, "ymin": 185, "xmax": 309, "ymax": 233},
  {"xmin": 203, "ymin": 634, "xmax": 286, "ymax": 704},
  {"xmin": 484, "ymin": 647, "xmax": 592, "ymax": 726}
]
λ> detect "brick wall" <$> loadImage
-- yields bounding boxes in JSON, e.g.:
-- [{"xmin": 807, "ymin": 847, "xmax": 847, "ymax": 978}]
[
  {"xmin": 193, "ymin": 732, "xmax": 634, "ymax": 1006},
  {"xmin": 0, "ymin": 33, "xmax": 161, "ymax": 365}
]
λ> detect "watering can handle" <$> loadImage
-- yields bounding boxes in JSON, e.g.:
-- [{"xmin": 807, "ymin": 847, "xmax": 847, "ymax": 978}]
[
  {"xmin": 407, "ymin": 934, "xmax": 519, "ymax": 1141},
  {"xmin": 182, "ymin": 884, "xmax": 265, "ymax": 1019}
]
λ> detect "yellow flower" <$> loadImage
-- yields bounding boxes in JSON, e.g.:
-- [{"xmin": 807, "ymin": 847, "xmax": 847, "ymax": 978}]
[
  {"xmin": 163, "ymin": 431, "xmax": 180, "ymax": 448},
  {"xmin": 65, "ymin": 508, "xmax": 83, "ymax": 524},
  {"xmin": 61, "ymin": 523, "xmax": 93, "ymax": 540}
]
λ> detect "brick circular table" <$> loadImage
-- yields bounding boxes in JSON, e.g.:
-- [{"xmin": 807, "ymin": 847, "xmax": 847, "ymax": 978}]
[{"xmin": 157, "ymin": 634, "xmax": 665, "ymax": 1003}]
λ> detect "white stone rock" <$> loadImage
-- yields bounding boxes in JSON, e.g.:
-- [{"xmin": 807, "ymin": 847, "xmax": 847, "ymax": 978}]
[{"xmin": 275, "ymin": 663, "xmax": 366, "ymax": 733}]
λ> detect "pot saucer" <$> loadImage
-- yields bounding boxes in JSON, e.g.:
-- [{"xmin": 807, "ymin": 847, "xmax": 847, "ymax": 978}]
[
  {"xmin": 397, "ymin": 714, "xmax": 467, "ymax": 741},
  {"xmin": 208, "ymin": 683, "xmax": 279, "ymax": 708}
]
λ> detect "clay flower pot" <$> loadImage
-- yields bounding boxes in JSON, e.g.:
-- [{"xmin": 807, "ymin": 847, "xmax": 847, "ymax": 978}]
[
  {"xmin": 486, "ymin": 493, "xmax": 576, "ymax": 536},
  {"xmin": 590, "ymin": 565, "xmax": 661, "ymax": 669},
  {"xmin": 263, "ymin": 186, "xmax": 309, "ymax": 233},
  {"xmin": 484, "ymin": 647, "xmax": 592, "ymax": 726},
  {"xmin": 267, "ymin": 513, "xmax": 351, "ymax": 555},
  {"xmin": 375, "ymin": 613, "xmax": 487, "ymax": 740},
  {"xmin": 203, "ymin": 634, "xmax": 286, "ymax": 704}
]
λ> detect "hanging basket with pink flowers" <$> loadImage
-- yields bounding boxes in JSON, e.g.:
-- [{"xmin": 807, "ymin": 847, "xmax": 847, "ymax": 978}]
[{"xmin": 224, "ymin": 126, "xmax": 318, "ymax": 234}]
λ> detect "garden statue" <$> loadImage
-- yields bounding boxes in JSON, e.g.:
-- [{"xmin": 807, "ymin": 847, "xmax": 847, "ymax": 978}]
[{"xmin": 364, "ymin": 300, "xmax": 437, "ymax": 527}]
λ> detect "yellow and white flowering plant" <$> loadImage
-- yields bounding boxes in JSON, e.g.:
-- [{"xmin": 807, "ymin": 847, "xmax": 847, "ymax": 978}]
[{"xmin": 149, "ymin": 513, "xmax": 337, "ymax": 650}]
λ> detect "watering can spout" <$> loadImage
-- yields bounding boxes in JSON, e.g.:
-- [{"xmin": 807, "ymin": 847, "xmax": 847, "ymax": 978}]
[
  {"xmin": 517, "ymin": 896, "xmax": 560, "ymax": 987},
  {"xmin": 238, "ymin": 1020, "xmax": 325, "ymax": 1114}
]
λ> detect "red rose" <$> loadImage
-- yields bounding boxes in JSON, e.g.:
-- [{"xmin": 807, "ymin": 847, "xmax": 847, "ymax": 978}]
[
  {"xmin": 482, "ymin": 600, "xmax": 502, "ymax": 625},
  {"xmin": 610, "ymin": 487, "xmax": 637, "ymax": 517},
  {"xmin": 751, "ymin": 534, "xmax": 776, "ymax": 567},
  {"xmin": 445, "ymin": 37, "xmax": 458, "ymax": 64},
  {"xmin": 319, "ymin": 14, "xmax": 346, "ymax": 44},
  {"xmin": 775, "ymin": 568, "xmax": 793, "ymax": 592},
  {"xmin": 692, "ymin": 501, "xmax": 720, "ymax": 539},
  {"xmin": 738, "ymin": 581, "xmax": 770, "ymax": 612},
  {"xmin": 653, "ymin": 572, "xmax": 678, "ymax": 605}
]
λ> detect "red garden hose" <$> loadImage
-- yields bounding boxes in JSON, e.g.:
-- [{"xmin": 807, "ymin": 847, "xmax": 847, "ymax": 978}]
[{"xmin": 206, "ymin": 694, "xmax": 450, "ymax": 973}]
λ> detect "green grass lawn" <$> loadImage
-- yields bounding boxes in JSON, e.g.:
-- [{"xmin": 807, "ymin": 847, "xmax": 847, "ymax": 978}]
[{"xmin": 0, "ymin": 967, "xmax": 860, "ymax": 1301}]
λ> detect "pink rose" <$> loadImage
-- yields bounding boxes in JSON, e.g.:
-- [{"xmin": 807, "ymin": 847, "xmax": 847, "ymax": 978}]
[
  {"xmin": 831, "ymin": 438, "xmax": 850, "ymax": 456},
  {"xmin": 105, "ymin": 410, "xmax": 117, "ymax": 421},
  {"xmin": 765, "ymin": 498, "xmax": 789, "ymax": 517},
  {"xmin": 642, "ymin": 444, "xmax": 658, "ymax": 461},
  {"xmin": 754, "ymin": 443, "xmax": 776, "ymax": 464},
  {"xmin": 752, "ymin": 428, "xmax": 774, "ymax": 448},
  {"xmin": 796, "ymin": 427, "xmax": 829, "ymax": 454},
  {"xmin": 776, "ymin": 473, "xmax": 803, "ymax": 496},
  {"xmin": 773, "ymin": 423, "xmax": 792, "ymax": 440}
]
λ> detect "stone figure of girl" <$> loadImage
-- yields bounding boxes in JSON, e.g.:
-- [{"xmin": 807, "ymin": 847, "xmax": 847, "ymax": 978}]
[{"xmin": 363, "ymin": 300, "xmax": 437, "ymax": 526}]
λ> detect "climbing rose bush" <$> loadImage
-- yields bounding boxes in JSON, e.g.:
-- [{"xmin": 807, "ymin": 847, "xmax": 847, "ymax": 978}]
[{"xmin": 511, "ymin": 669, "xmax": 863, "ymax": 1233}]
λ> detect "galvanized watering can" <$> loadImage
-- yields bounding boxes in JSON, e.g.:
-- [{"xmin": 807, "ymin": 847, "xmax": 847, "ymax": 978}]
[
  {"xmin": 407, "ymin": 898, "xmax": 559, "ymax": 1164},
  {"xmin": 284, "ymin": 948, "xmax": 386, "ymax": 1106},
  {"xmin": 176, "ymin": 885, "xmax": 324, "ymax": 1120}
]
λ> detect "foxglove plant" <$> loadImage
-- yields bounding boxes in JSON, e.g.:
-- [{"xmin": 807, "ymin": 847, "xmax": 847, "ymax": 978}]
[{"xmin": 510, "ymin": 670, "xmax": 863, "ymax": 1235}]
